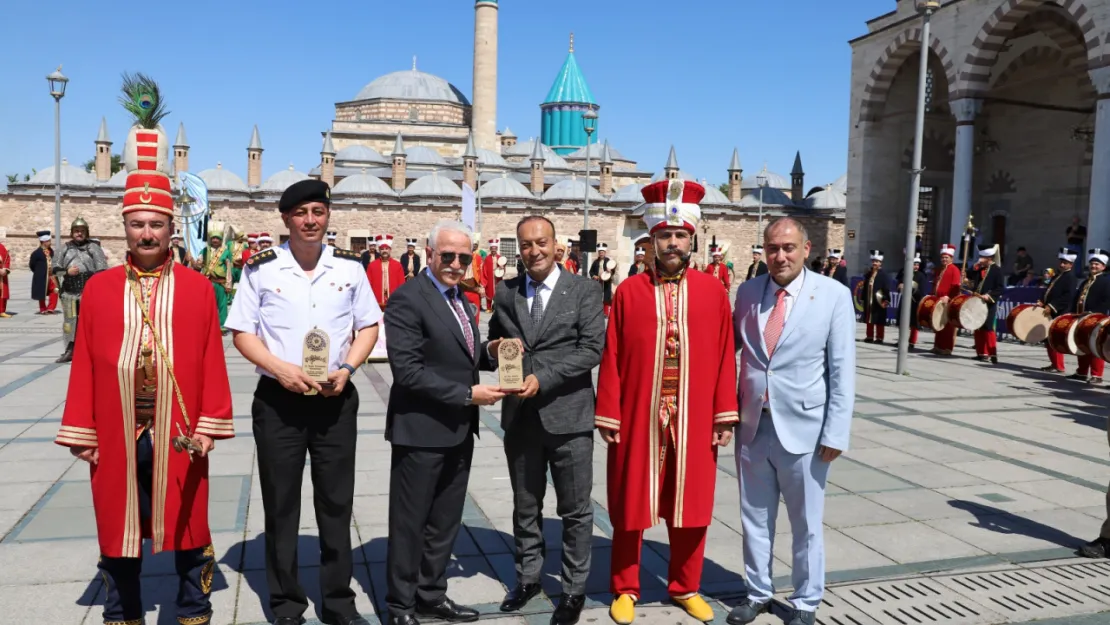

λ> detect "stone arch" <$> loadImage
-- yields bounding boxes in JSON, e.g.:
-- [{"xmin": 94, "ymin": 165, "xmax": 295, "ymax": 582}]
[
  {"xmin": 955, "ymin": 0, "xmax": 1099, "ymax": 96},
  {"xmin": 991, "ymin": 45, "xmax": 1096, "ymax": 99},
  {"xmin": 858, "ymin": 26, "xmax": 958, "ymax": 123},
  {"xmin": 900, "ymin": 129, "xmax": 955, "ymax": 172}
]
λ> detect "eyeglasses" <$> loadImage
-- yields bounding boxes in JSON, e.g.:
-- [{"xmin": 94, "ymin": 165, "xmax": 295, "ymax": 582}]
[{"xmin": 438, "ymin": 252, "xmax": 473, "ymax": 266}]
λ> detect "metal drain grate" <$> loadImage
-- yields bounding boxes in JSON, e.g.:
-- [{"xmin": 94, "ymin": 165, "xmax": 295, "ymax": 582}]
[
  {"xmin": 831, "ymin": 578, "xmax": 1000, "ymax": 625},
  {"xmin": 813, "ymin": 594, "xmax": 880, "ymax": 625},
  {"xmin": 1026, "ymin": 560, "xmax": 1110, "ymax": 604},
  {"xmin": 936, "ymin": 569, "xmax": 1109, "ymax": 620}
]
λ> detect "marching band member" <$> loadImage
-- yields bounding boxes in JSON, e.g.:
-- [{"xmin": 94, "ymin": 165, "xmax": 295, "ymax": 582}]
[
  {"xmin": 170, "ymin": 232, "xmax": 189, "ymax": 265},
  {"xmin": 326, "ymin": 230, "xmax": 338, "ymax": 247},
  {"xmin": 628, "ymin": 247, "xmax": 648, "ymax": 277},
  {"xmin": 705, "ymin": 246, "xmax": 730, "ymax": 291},
  {"xmin": 564, "ymin": 240, "xmax": 579, "ymax": 275},
  {"xmin": 244, "ymin": 233, "xmax": 259, "ymax": 264},
  {"xmin": 1070, "ymin": 248, "xmax": 1109, "ymax": 384},
  {"xmin": 932, "ymin": 244, "xmax": 963, "ymax": 356},
  {"xmin": 368, "ymin": 234, "xmax": 406, "ymax": 309},
  {"xmin": 0, "ymin": 239, "xmax": 10, "ymax": 318},
  {"xmin": 861, "ymin": 250, "xmax": 891, "ymax": 344},
  {"xmin": 745, "ymin": 245, "xmax": 768, "ymax": 281},
  {"xmin": 52, "ymin": 217, "xmax": 109, "ymax": 363},
  {"xmin": 969, "ymin": 244, "xmax": 1004, "ymax": 364},
  {"xmin": 197, "ymin": 228, "xmax": 233, "ymax": 329},
  {"xmin": 1039, "ymin": 248, "xmax": 1078, "ymax": 373},
  {"xmin": 29, "ymin": 230, "xmax": 59, "ymax": 314},
  {"xmin": 895, "ymin": 255, "xmax": 925, "ymax": 350},
  {"xmin": 589, "ymin": 243, "xmax": 617, "ymax": 318},
  {"xmin": 400, "ymin": 238, "xmax": 422, "ymax": 281},
  {"xmin": 257, "ymin": 233, "xmax": 274, "ymax": 251},
  {"xmin": 360, "ymin": 240, "xmax": 377, "ymax": 270},
  {"xmin": 822, "ymin": 249, "xmax": 848, "ymax": 287}
]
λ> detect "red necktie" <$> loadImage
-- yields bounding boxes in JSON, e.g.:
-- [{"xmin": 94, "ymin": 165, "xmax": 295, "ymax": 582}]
[{"xmin": 764, "ymin": 288, "xmax": 787, "ymax": 357}]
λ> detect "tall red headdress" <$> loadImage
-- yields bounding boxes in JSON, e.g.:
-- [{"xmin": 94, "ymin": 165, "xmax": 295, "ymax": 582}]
[
  {"xmin": 640, "ymin": 179, "xmax": 704, "ymax": 234},
  {"xmin": 120, "ymin": 73, "xmax": 174, "ymax": 217}
]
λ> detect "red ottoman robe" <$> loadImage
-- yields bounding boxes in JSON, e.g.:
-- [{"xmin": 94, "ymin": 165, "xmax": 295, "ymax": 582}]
[
  {"xmin": 705, "ymin": 262, "xmax": 730, "ymax": 291},
  {"xmin": 55, "ymin": 262, "xmax": 234, "ymax": 558},
  {"xmin": 368, "ymin": 257, "xmax": 405, "ymax": 308},
  {"xmin": 595, "ymin": 270, "xmax": 739, "ymax": 530}
]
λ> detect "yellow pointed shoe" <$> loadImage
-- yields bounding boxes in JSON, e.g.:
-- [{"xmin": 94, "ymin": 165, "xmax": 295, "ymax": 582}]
[
  {"xmin": 673, "ymin": 594, "xmax": 714, "ymax": 622},
  {"xmin": 610, "ymin": 594, "xmax": 636, "ymax": 625}
]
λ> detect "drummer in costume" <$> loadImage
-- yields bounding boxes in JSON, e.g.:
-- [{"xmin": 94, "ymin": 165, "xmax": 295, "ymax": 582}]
[
  {"xmin": 595, "ymin": 180, "xmax": 738, "ymax": 624},
  {"xmin": 823, "ymin": 250, "xmax": 848, "ymax": 287},
  {"xmin": 705, "ymin": 246, "xmax": 730, "ymax": 291},
  {"xmin": 368, "ymin": 234, "xmax": 406, "ymax": 309},
  {"xmin": 745, "ymin": 246, "xmax": 768, "ymax": 281},
  {"xmin": 589, "ymin": 243, "xmax": 617, "ymax": 318},
  {"xmin": 932, "ymin": 244, "xmax": 963, "ymax": 356},
  {"xmin": 56, "ymin": 76, "xmax": 235, "ymax": 625},
  {"xmin": 0, "ymin": 240, "xmax": 11, "ymax": 318},
  {"xmin": 29, "ymin": 230, "xmax": 59, "ymax": 314},
  {"xmin": 628, "ymin": 247, "xmax": 649, "ymax": 277},
  {"xmin": 969, "ymin": 244, "xmax": 1005, "ymax": 364},
  {"xmin": 896, "ymin": 255, "xmax": 926, "ymax": 350},
  {"xmin": 52, "ymin": 217, "xmax": 109, "ymax": 363},
  {"xmin": 226, "ymin": 179, "xmax": 382, "ymax": 625},
  {"xmin": 1039, "ymin": 247, "xmax": 1079, "ymax": 373},
  {"xmin": 400, "ymin": 238, "xmax": 421, "ymax": 281},
  {"xmin": 861, "ymin": 250, "xmax": 891, "ymax": 344},
  {"xmin": 1069, "ymin": 248, "xmax": 1110, "ymax": 384},
  {"xmin": 359, "ymin": 240, "xmax": 377, "ymax": 270},
  {"xmin": 197, "ymin": 227, "xmax": 233, "ymax": 329},
  {"xmin": 257, "ymin": 233, "xmax": 273, "ymax": 251},
  {"xmin": 482, "ymin": 238, "xmax": 504, "ymax": 311}
]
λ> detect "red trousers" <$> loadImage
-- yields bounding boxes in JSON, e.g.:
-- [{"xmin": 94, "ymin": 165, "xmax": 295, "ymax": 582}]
[
  {"xmin": 934, "ymin": 325, "xmax": 957, "ymax": 352},
  {"xmin": 611, "ymin": 524, "xmax": 707, "ymax": 600},
  {"xmin": 1078, "ymin": 355, "xmax": 1106, "ymax": 378},
  {"xmin": 38, "ymin": 281, "xmax": 58, "ymax": 312},
  {"xmin": 1046, "ymin": 345, "xmax": 1065, "ymax": 371},
  {"xmin": 909, "ymin": 327, "xmax": 919, "ymax": 345},
  {"xmin": 866, "ymin": 323, "xmax": 885, "ymax": 341},
  {"xmin": 465, "ymin": 291, "xmax": 481, "ymax": 324},
  {"xmin": 0, "ymin": 297, "xmax": 7, "ymax": 315},
  {"xmin": 973, "ymin": 330, "xmax": 997, "ymax": 357}
]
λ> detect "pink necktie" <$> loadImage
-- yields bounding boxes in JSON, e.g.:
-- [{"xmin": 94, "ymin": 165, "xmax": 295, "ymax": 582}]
[{"xmin": 764, "ymin": 288, "xmax": 787, "ymax": 357}]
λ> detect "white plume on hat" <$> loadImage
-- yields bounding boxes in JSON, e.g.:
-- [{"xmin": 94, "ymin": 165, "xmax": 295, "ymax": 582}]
[
  {"xmin": 827, "ymin": 249, "xmax": 842, "ymax": 259},
  {"xmin": 940, "ymin": 244, "xmax": 957, "ymax": 257},
  {"xmin": 1058, "ymin": 247, "xmax": 1077, "ymax": 262},
  {"xmin": 869, "ymin": 250, "xmax": 884, "ymax": 261},
  {"xmin": 1090, "ymin": 248, "xmax": 1109, "ymax": 265},
  {"xmin": 752, "ymin": 245, "xmax": 763, "ymax": 254}
]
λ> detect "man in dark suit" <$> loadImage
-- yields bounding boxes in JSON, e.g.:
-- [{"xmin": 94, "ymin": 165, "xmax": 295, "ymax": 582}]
[
  {"xmin": 384, "ymin": 220, "xmax": 506, "ymax": 625},
  {"xmin": 482, "ymin": 216, "xmax": 605, "ymax": 625}
]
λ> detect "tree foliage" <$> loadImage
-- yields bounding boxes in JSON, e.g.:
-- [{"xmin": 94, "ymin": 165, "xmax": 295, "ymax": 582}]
[{"xmin": 82, "ymin": 154, "xmax": 124, "ymax": 175}]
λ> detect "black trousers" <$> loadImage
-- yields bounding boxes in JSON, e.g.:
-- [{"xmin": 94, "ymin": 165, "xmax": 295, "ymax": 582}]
[
  {"xmin": 99, "ymin": 429, "xmax": 214, "ymax": 624},
  {"xmin": 252, "ymin": 376, "xmax": 359, "ymax": 621},
  {"xmin": 385, "ymin": 437, "xmax": 474, "ymax": 616}
]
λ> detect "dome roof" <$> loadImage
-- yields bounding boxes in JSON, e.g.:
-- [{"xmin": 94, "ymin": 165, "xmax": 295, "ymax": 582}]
[
  {"xmin": 475, "ymin": 147, "xmax": 508, "ymax": 168},
  {"xmin": 610, "ymin": 183, "xmax": 645, "ymax": 202},
  {"xmin": 260, "ymin": 166, "xmax": 310, "ymax": 192},
  {"xmin": 741, "ymin": 167, "xmax": 791, "ymax": 190},
  {"xmin": 542, "ymin": 177, "xmax": 603, "ymax": 202},
  {"xmin": 335, "ymin": 145, "xmax": 388, "ymax": 164},
  {"xmin": 197, "ymin": 164, "xmax": 248, "ymax": 192},
  {"xmin": 503, "ymin": 140, "xmax": 570, "ymax": 169},
  {"xmin": 700, "ymin": 184, "xmax": 732, "ymax": 206},
  {"xmin": 478, "ymin": 175, "xmax": 533, "ymax": 200},
  {"xmin": 738, "ymin": 187, "xmax": 796, "ymax": 208},
  {"xmin": 102, "ymin": 168, "xmax": 130, "ymax": 188},
  {"xmin": 403, "ymin": 146, "xmax": 448, "ymax": 166},
  {"xmin": 650, "ymin": 169, "xmax": 697, "ymax": 182},
  {"xmin": 29, "ymin": 159, "xmax": 96, "ymax": 186},
  {"xmin": 354, "ymin": 69, "xmax": 470, "ymax": 105},
  {"xmin": 805, "ymin": 186, "xmax": 847, "ymax": 209},
  {"xmin": 333, "ymin": 172, "xmax": 396, "ymax": 197},
  {"xmin": 566, "ymin": 142, "xmax": 625, "ymax": 161},
  {"xmin": 400, "ymin": 172, "xmax": 462, "ymax": 198},
  {"xmin": 831, "ymin": 173, "xmax": 847, "ymax": 194}
]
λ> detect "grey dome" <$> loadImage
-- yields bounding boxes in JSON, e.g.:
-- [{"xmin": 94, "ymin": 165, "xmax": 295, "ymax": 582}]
[
  {"xmin": 102, "ymin": 168, "xmax": 130, "ymax": 188},
  {"xmin": 610, "ymin": 183, "xmax": 645, "ymax": 203},
  {"xmin": 355, "ymin": 69, "xmax": 470, "ymax": 105},
  {"xmin": 333, "ymin": 172, "xmax": 396, "ymax": 197},
  {"xmin": 738, "ymin": 187, "xmax": 796, "ymax": 207},
  {"xmin": 831, "ymin": 173, "xmax": 847, "ymax": 194},
  {"xmin": 403, "ymin": 146, "xmax": 448, "ymax": 166},
  {"xmin": 542, "ymin": 177, "xmax": 604, "ymax": 202},
  {"xmin": 335, "ymin": 145, "xmax": 388, "ymax": 164},
  {"xmin": 650, "ymin": 169, "xmax": 697, "ymax": 182},
  {"xmin": 29, "ymin": 159, "xmax": 96, "ymax": 186},
  {"xmin": 401, "ymin": 172, "xmax": 462, "ymax": 198},
  {"xmin": 566, "ymin": 142, "xmax": 626, "ymax": 161},
  {"xmin": 260, "ymin": 166, "xmax": 310, "ymax": 192},
  {"xmin": 504, "ymin": 140, "xmax": 570, "ymax": 169},
  {"xmin": 805, "ymin": 186, "xmax": 847, "ymax": 209},
  {"xmin": 197, "ymin": 164, "xmax": 248, "ymax": 192},
  {"xmin": 478, "ymin": 175, "xmax": 533, "ymax": 200},
  {"xmin": 475, "ymin": 148, "xmax": 508, "ymax": 168},
  {"xmin": 741, "ymin": 167, "xmax": 791, "ymax": 190},
  {"xmin": 700, "ymin": 184, "xmax": 732, "ymax": 206}
]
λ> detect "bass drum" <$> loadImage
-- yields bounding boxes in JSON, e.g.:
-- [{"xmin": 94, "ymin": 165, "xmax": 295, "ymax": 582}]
[
  {"xmin": 1006, "ymin": 304, "xmax": 1051, "ymax": 344},
  {"xmin": 948, "ymin": 294, "xmax": 989, "ymax": 331},
  {"xmin": 1048, "ymin": 313, "xmax": 1082, "ymax": 356},
  {"xmin": 1075, "ymin": 313, "xmax": 1110, "ymax": 357},
  {"xmin": 1097, "ymin": 321, "xmax": 1110, "ymax": 362},
  {"xmin": 917, "ymin": 295, "xmax": 947, "ymax": 332}
]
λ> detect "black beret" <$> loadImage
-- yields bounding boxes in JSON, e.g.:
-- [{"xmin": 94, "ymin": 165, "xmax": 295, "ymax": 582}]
[{"xmin": 279, "ymin": 179, "xmax": 331, "ymax": 213}]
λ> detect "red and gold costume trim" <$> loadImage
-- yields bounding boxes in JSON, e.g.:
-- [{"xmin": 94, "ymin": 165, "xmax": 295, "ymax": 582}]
[{"xmin": 55, "ymin": 425, "xmax": 98, "ymax": 447}]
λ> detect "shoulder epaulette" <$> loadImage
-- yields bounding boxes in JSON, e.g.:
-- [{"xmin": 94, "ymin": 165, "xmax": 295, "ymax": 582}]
[
  {"xmin": 333, "ymin": 248, "xmax": 361, "ymax": 262},
  {"xmin": 245, "ymin": 248, "xmax": 278, "ymax": 267}
]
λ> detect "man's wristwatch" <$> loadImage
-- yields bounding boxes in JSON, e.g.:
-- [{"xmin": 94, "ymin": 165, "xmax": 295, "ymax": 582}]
[
  {"xmin": 338, "ymin": 364, "xmax": 357, "ymax": 377},
  {"xmin": 465, "ymin": 387, "xmax": 474, "ymax": 405}
]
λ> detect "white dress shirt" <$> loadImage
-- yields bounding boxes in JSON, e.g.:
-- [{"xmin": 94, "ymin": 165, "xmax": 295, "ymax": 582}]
[
  {"xmin": 226, "ymin": 243, "xmax": 383, "ymax": 378},
  {"xmin": 424, "ymin": 267, "xmax": 470, "ymax": 335},
  {"xmin": 525, "ymin": 264, "xmax": 561, "ymax": 314},
  {"xmin": 758, "ymin": 269, "xmax": 806, "ymax": 409}
]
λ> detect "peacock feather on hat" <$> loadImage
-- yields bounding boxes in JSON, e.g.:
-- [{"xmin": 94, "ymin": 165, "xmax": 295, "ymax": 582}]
[{"xmin": 121, "ymin": 72, "xmax": 171, "ymax": 174}]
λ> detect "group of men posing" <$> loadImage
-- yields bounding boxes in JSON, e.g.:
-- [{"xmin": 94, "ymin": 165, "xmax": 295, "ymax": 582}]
[{"xmin": 53, "ymin": 172, "xmax": 857, "ymax": 625}]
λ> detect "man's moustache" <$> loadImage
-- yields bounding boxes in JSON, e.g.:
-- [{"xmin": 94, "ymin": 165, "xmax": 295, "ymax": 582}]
[{"xmin": 138, "ymin": 239, "xmax": 158, "ymax": 247}]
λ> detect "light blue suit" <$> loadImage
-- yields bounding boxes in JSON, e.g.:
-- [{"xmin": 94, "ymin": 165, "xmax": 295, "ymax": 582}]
[{"xmin": 732, "ymin": 268, "xmax": 855, "ymax": 611}]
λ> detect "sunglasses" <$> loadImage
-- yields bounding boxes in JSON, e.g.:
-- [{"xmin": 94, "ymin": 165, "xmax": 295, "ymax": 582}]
[{"xmin": 438, "ymin": 252, "xmax": 474, "ymax": 266}]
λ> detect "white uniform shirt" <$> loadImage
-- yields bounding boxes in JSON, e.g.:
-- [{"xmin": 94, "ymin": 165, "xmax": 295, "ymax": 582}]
[
  {"xmin": 525, "ymin": 264, "xmax": 561, "ymax": 314},
  {"xmin": 226, "ymin": 243, "xmax": 382, "ymax": 378},
  {"xmin": 757, "ymin": 268, "xmax": 806, "ymax": 409}
]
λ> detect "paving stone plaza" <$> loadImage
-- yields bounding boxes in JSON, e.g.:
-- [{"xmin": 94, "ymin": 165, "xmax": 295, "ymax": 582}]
[{"xmin": 1, "ymin": 270, "xmax": 1109, "ymax": 625}]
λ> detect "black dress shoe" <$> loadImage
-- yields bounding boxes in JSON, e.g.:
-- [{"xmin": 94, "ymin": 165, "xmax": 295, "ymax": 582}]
[
  {"xmin": 387, "ymin": 615, "xmax": 419, "ymax": 625},
  {"xmin": 551, "ymin": 594, "xmax": 585, "ymax": 625},
  {"xmin": 500, "ymin": 582, "xmax": 543, "ymax": 612},
  {"xmin": 416, "ymin": 597, "xmax": 479, "ymax": 623},
  {"xmin": 273, "ymin": 617, "xmax": 306, "ymax": 625},
  {"xmin": 990, "ymin": 356, "xmax": 998, "ymax": 365},
  {"xmin": 55, "ymin": 347, "xmax": 73, "ymax": 363},
  {"xmin": 1079, "ymin": 537, "xmax": 1110, "ymax": 558},
  {"xmin": 326, "ymin": 615, "xmax": 372, "ymax": 625}
]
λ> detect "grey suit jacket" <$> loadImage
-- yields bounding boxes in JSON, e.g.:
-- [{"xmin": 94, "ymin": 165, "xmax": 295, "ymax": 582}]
[{"xmin": 481, "ymin": 268, "xmax": 605, "ymax": 435}]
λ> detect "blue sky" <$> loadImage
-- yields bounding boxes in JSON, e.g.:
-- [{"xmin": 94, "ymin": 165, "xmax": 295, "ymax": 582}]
[{"xmin": 0, "ymin": 0, "xmax": 886, "ymax": 190}]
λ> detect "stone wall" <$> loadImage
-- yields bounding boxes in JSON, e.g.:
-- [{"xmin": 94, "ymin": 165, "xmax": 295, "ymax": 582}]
[{"xmin": 334, "ymin": 99, "xmax": 468, "ymax": 126}]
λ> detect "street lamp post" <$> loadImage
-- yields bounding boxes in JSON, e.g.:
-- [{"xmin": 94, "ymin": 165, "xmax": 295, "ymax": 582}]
[
  {"xmin": 47, "ymin": 66, "xmax": 68, "ymax": 250},
  {"xmin": 581, "ymin": 108, "xmax": 598, "ymax": 277},
  {"xmin": 756, "ymin": 173, "xmax": 768, "ymax": 234},
  {"xmin": 896, "ymin": 0, "xmax": 940, "ymax": 376}
]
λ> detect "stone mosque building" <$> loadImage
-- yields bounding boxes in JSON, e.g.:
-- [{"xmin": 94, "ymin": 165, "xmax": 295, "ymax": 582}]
[
  {"xmin": 1, "ymin": 0, "xmax": 845, "ymax": 272},
  {"xmin": 847, "ymin": 0, "xmax": 1110, "ymax": 272}
]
